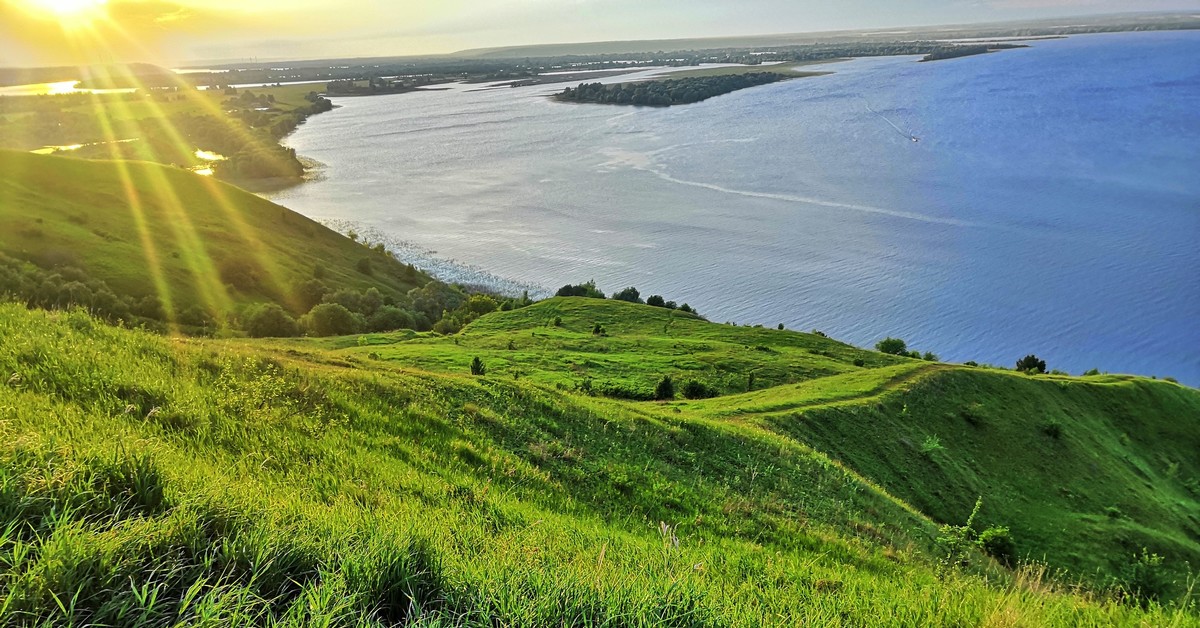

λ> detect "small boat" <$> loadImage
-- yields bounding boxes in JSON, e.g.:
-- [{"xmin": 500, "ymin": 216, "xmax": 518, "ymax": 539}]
[{"xmin": 911, "ymin": 136, "xmax": 920, "ymax": 143}]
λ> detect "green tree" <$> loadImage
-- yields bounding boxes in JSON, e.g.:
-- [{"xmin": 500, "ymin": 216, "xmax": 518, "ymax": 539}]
[
  {"xmin": 876, "ymin": 337, "xmax": 909, "ymax": 356},
  {"xmin": 1016, "ymin": 355, "xmax": 1047, "ymax": 374},
  {"xmin": 243, "ymin": 303, "xmax": 299, "ymax": 338},
  {"xmin": 470, "ymin": 357, "xmax": 487, "ymax": 376},
  {"xmin": 655, "ymin": 375, "xmax": 675, "ymax": 401},
  {"xmin": 612, "ymin": 287, "xmax": 642, "ymax": 303},
  {"xmin": 304, "ymin": 303, "xmax": 360, "ymax": 337}
]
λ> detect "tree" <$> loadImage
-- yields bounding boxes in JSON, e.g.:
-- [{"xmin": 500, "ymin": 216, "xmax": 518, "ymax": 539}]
[
  {"xmin": 646, "ymin": 295, "xmax": 666, "ymax": 308},
  {"xmin": 876, "ymin": 337, "xmax": 909, "ymax": 356},
  {"xmin": 304, "ymin": 303, "xmax": 360, "ymax": 337},
  {"xmin": 1016, "ymin": 355, "xmax": 1047, "ymax": 374},
  {"xmin": 369, "ymin": 306, "xmax": 415, "ymax": 332},
  {"xmin": 470, "ymin": 357, "xmax": 487, "ymax": 376},
  {"xmin": 294, "ymin": 279, "xmax": 329, "ymax": 310},
  {"xmin": 612, "ymin": 287, "xmax": 642, "ymax": 303},
  {"xmin": 355, "ymin": 257, "xmax": 373, "ymax": 276},
  {"xmin": 556, "ymin": 280, "xmax": 605, "ymax": 299},
  {"xmin": 655, "ymin": 375, "xmax": 675, "ymax": 401},
  {"xmin": 243, "ymin": 303, "xmax": 299, "ymax": 338}
]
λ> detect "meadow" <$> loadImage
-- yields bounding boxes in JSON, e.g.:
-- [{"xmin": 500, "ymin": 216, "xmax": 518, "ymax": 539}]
[{"xmin": 0, "ymin": 295, "xmax": 1196, "ymax": 625}]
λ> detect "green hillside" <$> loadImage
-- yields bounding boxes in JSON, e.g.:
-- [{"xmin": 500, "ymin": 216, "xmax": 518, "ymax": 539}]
[
  {"xmin": 0, "ymin": 150, "xmax": 431, "ymax": 328},
  {"xmin": 332, "ymin": 298, "xmax": 1200, "ymax": 590},
  {"xmin": 2, "ymin": 303, "xmax": 1197, "ymax": 625},
  {"xmin": 1, "ymin": 152, "xmax": 1198, "ymax": 625}
]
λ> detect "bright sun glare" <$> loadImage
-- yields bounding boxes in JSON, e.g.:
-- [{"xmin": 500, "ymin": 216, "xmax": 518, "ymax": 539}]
[{"xmin": 27, "ymin": 0, "xmax": 107, "ymax": 19}]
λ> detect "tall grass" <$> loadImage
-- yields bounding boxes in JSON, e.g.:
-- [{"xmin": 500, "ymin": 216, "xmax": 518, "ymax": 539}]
[{"xmin": 0, "ymin": 304, "xmax": 1195, "ymax": 625}]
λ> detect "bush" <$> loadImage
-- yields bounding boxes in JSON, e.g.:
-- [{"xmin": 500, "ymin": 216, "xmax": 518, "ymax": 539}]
[
  {"xmin": 1120, "ymin": 548, "xmax": 1171, "ymax": 607},
  {"xmin": 1016, "ymin": 354, "xmax": 1047, "ymax": 374},
  {"xmin": 369, "ymin": 306, "xmax": 415, "ymax": 332},
  {"xmin": 920, "ymin": 435, "xmax": 945, "ymax": 457},
  {"xmin": 977, "ymin": 526, "xmax": 1016, "ymax": 567},
  {"xmin": 1040, "ymin": 420, "xmax": 1063, "ymax": 439},
  {"xmin": 304, "ymin": 303, "xmax": 361, "ymax": 336},
  {"xmin": 592, "ymin": 323, "xmax": 606, "ymax": 336},
  {"xmin": 470, "ymin": 357, "xmax": 486, "ymax": 376},
  {"xmin": 853, "ymin": 358, "xmax": 866, "ymax": 367},
  {"xmin": 682, "ymin": 380, "xmax": 717, "ymax": 400},
  {"xmin": 611, "ymin": 287, "xmax": 642, "ymax": 303},
  {"xmin": 555, "ymin": 281, "xmax": 605, "ymax": 299},
  {"xmin": 294, "ymin": 279, "xmax": 329, "ymax": 310},
  {"xmin": 655, "ymin": 375, "xmax": 675, "ymax": 401},
  {"xmin": 553, "ymin": 316, "xmax": 563, "ymax": 327},
  {"xmin": 922, "ymin": 351, "xmax": 939, "ymax": 362},
  {"xmin": 646, "ymin": 295, "xmax": 666, "ymax": 307},
  {"xmin": 218, "ymin": 257, "xmax": 262, "ymax": 291},
  {"xmin": 876, "ymin": 337, "xmax": 909, "ymax": 356},
  {"xmin": 355, "ymin": 257, "xmax": 374, "ymax": 275},
  {"xmin": 243, "ymin": 303, "xmax": 299, "ymax": 337}
]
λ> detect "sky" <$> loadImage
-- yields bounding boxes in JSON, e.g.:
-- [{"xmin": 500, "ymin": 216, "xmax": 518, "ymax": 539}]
[{"xmin": 1, "ymin": 0, "xmax": 1197, "ymax": 67}]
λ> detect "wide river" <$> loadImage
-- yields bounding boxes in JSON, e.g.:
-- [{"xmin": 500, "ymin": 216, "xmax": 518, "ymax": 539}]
[{"xmin": 272, "ymin": 31, "xmax": 1200, "ymax": 385}]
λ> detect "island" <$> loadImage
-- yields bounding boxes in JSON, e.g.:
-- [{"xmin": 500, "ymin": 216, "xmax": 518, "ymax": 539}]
[{"xmin": 555, "ymin": 71, "xmax": 799, "ymax": 107}]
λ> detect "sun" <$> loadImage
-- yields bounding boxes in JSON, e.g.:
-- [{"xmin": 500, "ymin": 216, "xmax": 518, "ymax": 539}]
[{"xmin": 24, "ymin": 0, "xmax": 108, "ymax": 20}]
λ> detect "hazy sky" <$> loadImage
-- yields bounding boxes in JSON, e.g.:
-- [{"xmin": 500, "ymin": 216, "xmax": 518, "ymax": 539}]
[{"xmin": 1, "ymin": 0, "xmax": 1197, "ymax": 66}]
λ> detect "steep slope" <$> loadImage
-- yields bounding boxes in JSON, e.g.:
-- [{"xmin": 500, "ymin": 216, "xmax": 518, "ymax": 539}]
[
  {"xmin": 0, "ymin": 150, "xmax": 429, "ymax": 322},
  {"xmin": 1, "ymin": 303, "xmax": 1193, "ymax": 625}
]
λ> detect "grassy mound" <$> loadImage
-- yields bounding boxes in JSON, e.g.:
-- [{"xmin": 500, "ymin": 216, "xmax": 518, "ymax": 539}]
[{"xmin": 0, "ymin": 150, "xmax": 429, "ymax": 325}]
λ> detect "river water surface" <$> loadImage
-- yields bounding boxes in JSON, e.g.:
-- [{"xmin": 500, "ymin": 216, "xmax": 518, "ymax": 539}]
[{"xmin": 272, "ymin": 31, "xmax": 1200, "ymax": 384}]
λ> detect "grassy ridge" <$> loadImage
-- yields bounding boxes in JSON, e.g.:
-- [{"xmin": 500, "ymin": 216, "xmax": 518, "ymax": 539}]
[
  {"xmin": 319, "ymin": 298, "xmax": 1200, "ymax": 599},
  {"xmin": 0, "ymin": 150, "xmax": 428, "ymax": 323},
  {"xmin": 1, "ymin": 303, "xmax": 1195, "ymax": 625}
]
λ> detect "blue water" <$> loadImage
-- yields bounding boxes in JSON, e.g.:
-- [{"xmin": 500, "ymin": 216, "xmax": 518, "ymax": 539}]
[{"xmin": 272, "ymin": 31, "xmax": 1200, "ymax": 385}]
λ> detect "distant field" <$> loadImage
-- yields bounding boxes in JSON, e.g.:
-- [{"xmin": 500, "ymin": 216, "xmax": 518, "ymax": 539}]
[{"xmin": 653, "ymin": 60, "xmax": 841, "ymax": 80}]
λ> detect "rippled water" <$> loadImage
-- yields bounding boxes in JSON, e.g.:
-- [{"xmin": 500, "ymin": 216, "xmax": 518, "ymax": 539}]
[{"xmin": 272, "ymin": 31, "xmax": 1200, "ymax": 384}]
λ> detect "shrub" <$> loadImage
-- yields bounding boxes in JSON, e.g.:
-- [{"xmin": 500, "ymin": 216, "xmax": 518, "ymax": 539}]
[
  {"xmin": 218, "ymin": 257, "xmax": 262, "ymax": 291},
  {"xmin": 470, "ymin": 357, "xmax": 486, "ymax": 376},
  {"xmin": 853, "ymin": 358, "xmax": 866, "ymax": 367},
  {"xmin": 369, "ymin": 306, "xmax": 415, "ymax": 332},
  {"xmin": 1083, "ymin": 368, "xmax": 1100, "ymax": 376},
  {"xmin": 978, "ymin": 526, "xmax": 1016, "ymax": 567},
  {"xmin": 592, "ymin": 323, "xmax": 606, "ymax": 336},
  {"xmin": 1016, "ymin": 354, "xmax": 1047, "ymax": 374},
  {"xmin": 655, "ymin": 375, "xmax": 675, "ymax": 401},
  {"xmin": 678, "ymin": 303, "xmax": 694, "ymax": 314},
  {"xmin": 611, "ymin": 287, "xmax": 642, "ymax": 303},
  {"xmin": 646, "ymin": 295, "xmax": 666, "ymax": 307},
  {"xmin": 1120, "ymin": 548, "xmax": 1171, "ymax": 607},
  {"xmin": 682, "ymin": 380, "xmax": 717, "ymax": 400},
  {"xmin": 243, "ymin": 303, "xmax": 299, "ymax": 337},
  {"xmin": 553, "ymin": 316, "xmax": 563, "ymax": 327},
  {"xmin": 355, "ymin": 257, "xmax": 374, "ymax": 275},
  {"xmin": 876, "ymin": 337, "xmax": 909, "ymax": 356},
  {"xmin": 304, "ymin": 303, "xmax": 361, "ymax": 336},
  {"xmin": 920, "ymin": 435, "xmax": 945, "ymax": 457},
  {"xmin": 922, "ymin": 351, "xmax": 939, "ymax": 362},
  {"xmin": 1040, "ymin": 420, "xmax": 1063, "ymax": 439},
  {"xmin": 294, "ymin": 278, "xmax": 329, "ymax": 310},
  {"xmin": 555, "ymin": 280, "xmax": 605, "ymax": 299}
]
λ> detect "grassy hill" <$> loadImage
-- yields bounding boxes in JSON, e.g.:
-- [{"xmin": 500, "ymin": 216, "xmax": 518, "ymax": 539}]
[
  {"xmin": 1, "ymin": 151, "xmax": 1197, "ymax": 625},
  {"xmin": 2, "ymin": 302, "xmax": 1198, "ymax": 625},
  {"xmin": 333, "ymin": 298, "xmax": 1200, "ymax": 590},
  {"xmin": 0, "ymin": 150, "xmax": 430, "ymax": 328}
]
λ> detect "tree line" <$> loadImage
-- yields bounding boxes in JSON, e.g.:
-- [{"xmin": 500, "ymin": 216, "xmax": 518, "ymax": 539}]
[{"xmin": 557, "ymin": 73, "xmax": 789, "ymax": 107}]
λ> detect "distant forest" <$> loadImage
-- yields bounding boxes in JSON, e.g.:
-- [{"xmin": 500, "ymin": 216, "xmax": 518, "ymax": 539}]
[{"xmin": 556, "ymin": 72, "xmax": 789, "ymax": 107}]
